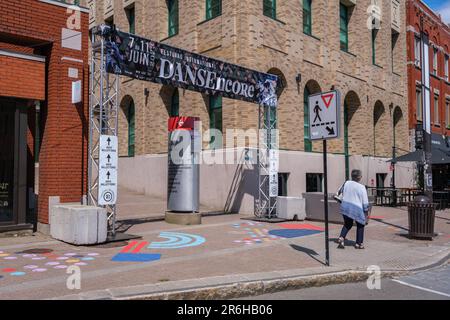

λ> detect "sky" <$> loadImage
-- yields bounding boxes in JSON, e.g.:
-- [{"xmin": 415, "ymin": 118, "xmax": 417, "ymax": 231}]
[{"xmin": 423, "ymin": 0, "xmax": 450, "ymax": 24}]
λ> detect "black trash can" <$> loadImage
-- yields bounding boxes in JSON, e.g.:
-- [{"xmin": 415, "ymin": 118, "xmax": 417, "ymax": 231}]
[{"xmin": 407, "ymin": 195, "xmax": 436, "ymax": 240}]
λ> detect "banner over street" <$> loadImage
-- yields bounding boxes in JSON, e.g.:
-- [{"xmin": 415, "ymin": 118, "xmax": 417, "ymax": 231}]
[{"xmin": 101, "ymin": 26, "xmax": 279, "ymax": 107}]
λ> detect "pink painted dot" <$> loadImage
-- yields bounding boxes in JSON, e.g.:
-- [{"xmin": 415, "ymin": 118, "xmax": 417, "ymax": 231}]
[
  {"xmin": 24, "ymin": 265, "xmax": 39, "ymax": 269},
  {"xmin": 32, "ymin": 268, "xmax": 47, "ymax": 273},
  {"xmin": 54, "ymin": 265, "xmax": 68, "ymax": 269},
  {"xmin": 45, "ymin": 262, "xmax": 59, "ymax": 266},
  {"xmin": 64, "ymin": 253, "xmax": 78, "ymax": 257},
  {"xmin": 22, "ymin": 254, "xmax": 36, "ymax": 258},
  {"xmin": 32, "ymin": 257, "xmax": 46, "ymax": 260},
  {"xmin": 57, "ymin": 257, "xmax": 68, "ymax": 260},
  {"xmin": 87, "ymin": 253, "xmax": 99, "ymax": 256},
  {"xmin": 4, "ymin": 256, "xmax": 18, "ymax": 260}
]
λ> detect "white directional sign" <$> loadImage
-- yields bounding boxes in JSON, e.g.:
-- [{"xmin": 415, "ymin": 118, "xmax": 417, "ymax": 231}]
[
  {"xmin": 308, "ymin": 90, "xmax": 341, "ymax": 141},
  {"xmin": 269, "ymin": 149, "xmax": 279, "ymax": 197},
  {"xmin": 98, "ymin": 135, "xmax": 118, "ymax": 206}
]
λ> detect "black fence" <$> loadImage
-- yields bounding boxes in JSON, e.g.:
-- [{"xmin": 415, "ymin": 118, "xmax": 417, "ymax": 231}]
[{"xmin": 367, "ymin": 187, "xmax": 450, "ymax": 210}]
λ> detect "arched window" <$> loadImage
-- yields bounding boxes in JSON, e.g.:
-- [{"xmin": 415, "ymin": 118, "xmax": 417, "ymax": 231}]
[
  {"xmin": 206, "ymin": 0, "xmax": 221, "ymax": 20},
  {"xmin": 170, "ymin": 89, "xmax": 179, "ymax": 117},
  {"xmin": 127, "ymin": 100, "xmax": 135, "ymax": 157},
  {"xmin": 303, "ymin": 80, "xmax": 321, "ymax": 152},
  {"xmin": 304, "ymin": 86, "xmax": 312, "ymax": 152}
]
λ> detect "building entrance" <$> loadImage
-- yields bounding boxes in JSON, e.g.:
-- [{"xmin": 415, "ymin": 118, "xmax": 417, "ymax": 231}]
[{"xmin": 0, "ymin": 98, "xmax": 28, "ymax": 230}]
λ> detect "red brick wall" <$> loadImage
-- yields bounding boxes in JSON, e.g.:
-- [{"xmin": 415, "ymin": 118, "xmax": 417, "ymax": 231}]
[
  {"xmin": 0, "ymin": 0, "xmax": 90, "ymax": 224},
  {"xmin": 0, "ymin": 55, "xmax": 45, "ymax": 100},
  {"xmin": 406, "ymin": 0, "xmax": 450, "ymax": 135}
]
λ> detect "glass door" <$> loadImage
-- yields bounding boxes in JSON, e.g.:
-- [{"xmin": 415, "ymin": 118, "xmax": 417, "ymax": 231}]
[
  {"xmin": 0, "ymin": 100, "xmax": 16, "ymax": 224},
  {"xmin": 0, "ymin": 98, "xmax": 27, "ymax": 228}
]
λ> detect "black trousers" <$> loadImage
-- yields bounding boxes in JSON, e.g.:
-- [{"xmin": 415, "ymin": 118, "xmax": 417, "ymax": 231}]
[{"xmin": 339, "ymin": 215, "xmax": 365, "ymax": 245}]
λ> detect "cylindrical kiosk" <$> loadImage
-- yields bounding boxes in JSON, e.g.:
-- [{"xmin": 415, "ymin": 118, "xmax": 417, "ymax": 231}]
[{"xmin": 165, "ymin": 116, "xmax": 201, "ymax": 225}]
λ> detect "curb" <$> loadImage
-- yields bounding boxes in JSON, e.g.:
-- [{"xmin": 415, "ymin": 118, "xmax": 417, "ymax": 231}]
[
  {"xmin": 124, "ymin": 270, "xmax": 404, "ymax": 301},
  {"xmin": 56, "ymin": 251, "xmax": 450, "ymax": 300}
]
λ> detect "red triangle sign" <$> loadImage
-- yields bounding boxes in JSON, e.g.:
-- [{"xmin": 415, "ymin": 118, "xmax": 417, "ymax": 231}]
[{"xmin": 321, "ymin": 93, "xmax": 334, "ymax": 109}]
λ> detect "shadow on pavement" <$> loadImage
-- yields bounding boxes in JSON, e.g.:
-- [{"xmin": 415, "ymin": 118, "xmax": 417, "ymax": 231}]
[{"xmin": 290, "ymin": 244, "xmax": 327, "ymax": 266}]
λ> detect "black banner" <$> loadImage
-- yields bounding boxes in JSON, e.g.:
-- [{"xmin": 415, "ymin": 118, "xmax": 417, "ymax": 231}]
[{"xmin": 101, "ymin": 26, "xmax": 279, "ymax": 107}]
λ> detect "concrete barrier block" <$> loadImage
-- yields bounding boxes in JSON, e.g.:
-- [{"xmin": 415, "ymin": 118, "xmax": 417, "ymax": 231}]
[
  {"xmin": 277, "ymin": 197, "xmax": 306, "ymax": 220},
  {"xmin": 50, "ymin": 204, "xmax": 107, "ymax": 245}
]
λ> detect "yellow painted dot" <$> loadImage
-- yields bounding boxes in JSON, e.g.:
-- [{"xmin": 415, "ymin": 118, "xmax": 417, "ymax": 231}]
[
  {"xmin": 0, "ymin": 254, "xmax": 9, "ymax": 257},
  {"xmin": 66, "ymin": 259, "xmax": 80, "ymax": 263}
]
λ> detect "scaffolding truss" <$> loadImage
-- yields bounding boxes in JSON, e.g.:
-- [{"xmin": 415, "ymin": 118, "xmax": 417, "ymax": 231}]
[
  {"xmin": 88, "ymin": 25, "xmax": 120, "ymax": 237},
  {"xmin": 255, "ymin": 102, "xmax": 278, "ymax": 220}
]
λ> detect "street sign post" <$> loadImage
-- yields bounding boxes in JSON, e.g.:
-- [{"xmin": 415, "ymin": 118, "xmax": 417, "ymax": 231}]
[
  {"xmin": 308, "ymin": 90, "xmax": 341, "ymax": 266},
  {"xmin": 98, "ymin": 135, "xmax": 118, "ymax": 206}
]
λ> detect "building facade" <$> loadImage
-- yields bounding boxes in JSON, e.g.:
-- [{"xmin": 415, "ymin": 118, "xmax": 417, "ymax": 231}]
[
  {"xmin": 0, "ymin": 0, "xmax": 90, "ymax": 232},
  {"xmin": 406, "ymin": 0, "xmax": 450, "ymax": 136},
  {"xmin": 84, "ymin": 0, "xmax": 415, "ymax": 214}
]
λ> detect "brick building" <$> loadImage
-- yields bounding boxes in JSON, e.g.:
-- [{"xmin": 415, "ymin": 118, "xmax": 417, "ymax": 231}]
[
  {"xmin": 406, "ymin": 0, "xmax": 450, "ymax": 135},
  {"xmin": 84, "ymin": 0, "xmax": 415, "ymax": 214},
  {"xmin": 0, "ymin": 0, "xmax": 90, "ymax": 232}
]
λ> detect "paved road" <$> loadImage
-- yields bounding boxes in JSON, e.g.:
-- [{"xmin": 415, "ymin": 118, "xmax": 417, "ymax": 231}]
[{"xmin": 240, "ymin": 263, "xmax": 450, "ymax": 300}]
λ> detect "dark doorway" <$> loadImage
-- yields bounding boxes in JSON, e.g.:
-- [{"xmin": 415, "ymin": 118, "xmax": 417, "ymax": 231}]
[
  {"xmin": 376, "ymin": 173, "xmax": 387, "ymax": 196},
  {"xmin": 0, "ymin": 98, "xmax": 28, "ymax": 230}
]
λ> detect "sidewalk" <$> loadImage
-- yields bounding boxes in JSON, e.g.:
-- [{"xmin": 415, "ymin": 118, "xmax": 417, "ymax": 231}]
[{"xmin": 0, "ymin": 206, "xmax": 449, "ymax": 300}]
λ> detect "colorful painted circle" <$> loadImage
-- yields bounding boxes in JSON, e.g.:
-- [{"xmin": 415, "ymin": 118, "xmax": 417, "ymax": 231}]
[
  {"xmin": 66, "ymin": 259, "xmax": 80, "ymax": 263},
  {"xmin": 31, "ymin": 257, "xmax": 46, "ymax": 260},
  {"xmin": 87, "ymin": 253, "xmax": 99, "ymax": 256},
  {"xmin": 54, "ymin": 265, "xmax": 68, "ymax": 269},
  {"xmin": 57, "ymin": 257, "xmax": 69, "ymax": 260},
  {"xmin": 10, "ymin": 272, "xmax": 26, "ymax": 276},
  {"xmin": 2, "ymin": 268, "xmax": 16, "ymax": 273},
  {"xmin": 4, "ymin": 256, "xmax": 18, "ymax": 260},
  {"xmin": 74, "ymin": 262, "xmax": 87, "ymax": 266},
  {"xmin": 24, "ymin": 265, "xmax": 39, "ymax": 269},
  {"xmin": 0, "ymin": 254, "xmax": 10, "ymax": 257},
  {"xmin": 22, "ymin": 254, "xmax": 37, "ymax": 258},
  {"xmin": 45, "ymin": 262, "xmax": 60, "ymax": 266},
  {"xmin": 64, "ymin": 253, "xmax": 77, "ymax": 257},
  {"xmin": 32, "ymin": 268, "xmax": 47, "ymax": 273},
  {"xmin": 81, "ymin": 257, "xmax": 95, "ymax": 261}
]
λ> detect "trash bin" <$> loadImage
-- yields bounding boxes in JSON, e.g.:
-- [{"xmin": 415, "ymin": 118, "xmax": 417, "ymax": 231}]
[{"xmin": 407, "ymin": 195, "xmax": 436, "ymax": 240}]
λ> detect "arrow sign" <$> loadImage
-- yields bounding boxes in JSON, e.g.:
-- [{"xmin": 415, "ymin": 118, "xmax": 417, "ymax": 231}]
[
  {"xmin": 106, "ymin": 171, "xmax": 111, "ymax": 180},
  {"xmin": 107, "ymin": 137, "xmax": 111, "ymax": 146},
  {"xmin": 326, "ymin": 127, "xmax": 335, "ymax": 135},
  {"xmin": 321, "ymin": 94, "xmax": 334, "ymax": 109},
  {"xmin": 107, "ymin": 154, "xmax": 111, "ymax": 163}
]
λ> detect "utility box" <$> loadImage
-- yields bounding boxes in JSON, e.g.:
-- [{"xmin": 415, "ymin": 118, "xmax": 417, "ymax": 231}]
[
  {"xmin": 276, "ymin": 196, "xmax": 306, "ymax": 220},
  {"xmin": 50, "ymin": 204, "xmax": 107, "ymax": 245}
]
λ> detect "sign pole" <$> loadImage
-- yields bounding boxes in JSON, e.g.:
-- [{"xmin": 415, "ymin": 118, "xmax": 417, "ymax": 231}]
[{"xmin": 323, "ymin": 139, "xmax": 330, "ymax": 266}]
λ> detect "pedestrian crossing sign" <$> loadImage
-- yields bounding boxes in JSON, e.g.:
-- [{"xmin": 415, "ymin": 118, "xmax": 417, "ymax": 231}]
[{"xmin": 308, "ymin": 90, "xmax": 341, "ymax": 141}]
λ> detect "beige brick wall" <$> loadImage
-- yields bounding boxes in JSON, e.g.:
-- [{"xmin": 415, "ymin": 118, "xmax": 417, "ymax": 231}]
[{"xmin": 83, "ymin": 0, "xmax": 409, "ymax": 158}]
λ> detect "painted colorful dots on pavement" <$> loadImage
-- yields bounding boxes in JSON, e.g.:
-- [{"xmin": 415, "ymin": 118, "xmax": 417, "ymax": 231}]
[
  {"xmin": 232, "ymin": 222, "xmax": 282, "ymax": 245},
  {"xmin": 0, "ymin": 249, "xmax": 101, "ymax": 279}
]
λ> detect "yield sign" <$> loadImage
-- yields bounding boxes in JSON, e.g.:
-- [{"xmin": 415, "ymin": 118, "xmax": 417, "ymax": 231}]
[{"xmin": 321, "ymin": 94, "xmax": 334, "ymax": 109}]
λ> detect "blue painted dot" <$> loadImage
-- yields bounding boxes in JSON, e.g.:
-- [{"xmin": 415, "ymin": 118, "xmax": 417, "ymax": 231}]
[
  {"xmin": 81, "ymin": 257, "xmax": 95, "ymax": 261},
  {"xmin": 10, "ymin": 272, "xmax": 26, "ymax": 276}
]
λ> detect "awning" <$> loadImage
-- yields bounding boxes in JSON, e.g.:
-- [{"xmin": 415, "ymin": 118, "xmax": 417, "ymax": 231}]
[{"xmin": 391, "ymin": 133, "xmax": 450, "ymax": 165}]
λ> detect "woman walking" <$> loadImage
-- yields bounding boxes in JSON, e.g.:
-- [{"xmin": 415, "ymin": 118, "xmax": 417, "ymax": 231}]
[{"xmin": 336, "ymin": 169, "xmax": 370, "ymax": 249}]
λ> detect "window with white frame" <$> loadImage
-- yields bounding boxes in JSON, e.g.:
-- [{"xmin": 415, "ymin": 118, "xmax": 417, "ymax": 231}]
[
  {"xmin": 433, "ymin": 46, "xmax": 438, "ymax": 75},
  {"xmin": 446, "ymin": 99, "xmax": 450, "ymax": 128},
  {"xmin": 445, "ymin": 54, "xmax": 449, "ymax": 81},
  {"xmin": 414, "ymin": 36, "xmax": 421, "ymax": 67},
  {"xmin": 434, "ymin": 94, "xmax": 440, "ymax": 125},
  {"xmin": 416, "ymin": 86, "xmax": 423, "ymax": 122}
]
